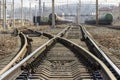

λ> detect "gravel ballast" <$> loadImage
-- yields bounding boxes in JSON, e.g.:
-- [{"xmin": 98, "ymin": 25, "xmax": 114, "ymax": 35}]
[{"xmin": 85, "ymin": 25, "xmax": 120, "ymax": 59}]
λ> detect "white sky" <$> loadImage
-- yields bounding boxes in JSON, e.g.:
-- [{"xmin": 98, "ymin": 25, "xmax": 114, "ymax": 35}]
[{"xmin": 7, "ymin": 0, "xmax": 120, "ymax": 7}]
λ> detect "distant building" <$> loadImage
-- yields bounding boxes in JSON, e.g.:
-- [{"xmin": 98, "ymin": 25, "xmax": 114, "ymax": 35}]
[
  {"xmin": 99, "ymin": 7, "xmax": 112, "ymax": 15},
  {"xmin": 99, "ymin": 5, "xmax": 120, "ymax": 21},
  {"xmin": 111, "ymin": 4, "xmax": 120, "ymax": 21}
]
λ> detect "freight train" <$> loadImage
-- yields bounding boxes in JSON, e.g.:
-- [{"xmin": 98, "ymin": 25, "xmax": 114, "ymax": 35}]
[
  {"xmin": 48, "ymin": 13, "xmax": 72, "ymax": 25},
  {"xmin": 85, "ymin": 13, "xmax": 113, "ymax": 25},
  {"xmin": 33, "ymin": 13, "xmax": 72, "ymax": 25}
]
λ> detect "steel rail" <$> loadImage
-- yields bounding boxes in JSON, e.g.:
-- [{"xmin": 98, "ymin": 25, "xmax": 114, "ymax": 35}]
[
  {"xmin": 28, "ymin": 26, "xmax": 70, "ymax": 38},
  {"xmin": 39, "ymin": 32, "xmax": 54, "ymax": 38},
  {"xmin": 56, "ymin": 26, "xmax": 70, "ymax": 37},
  {"xmin": 22, "ymin": 29, "xmax": 54, "ymax": 38},
  {"xmin": 57, "ymin": 37, "xmax": 117, "ymax": 80},
  {"xmin": 23, "ymin": 29, "xmax": 53, "ymax": 38},
  {"xmin": 0, "ymin": 32, "xmax": 28, "ymax": 75},
  {"xmin": 0, "ymin": 26, "xmax": 71, "ymax": 80},
  {"xmin": 0, "ymin": 38, "xmax": 55, "ymax": 80},
  {"xmin": 26, "ymin": 26, "xmax": 70, "ymax": 38},
  {"xmin": 80, "ymin": 24, "xmax": 120, "ymax": 77}
]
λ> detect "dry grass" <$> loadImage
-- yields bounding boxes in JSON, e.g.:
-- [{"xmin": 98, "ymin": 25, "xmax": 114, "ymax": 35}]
[
  {"xmin": 86, "ymin": 25, "xmax": 120, "ymax": 59},
  {"xmin": 0, "ymin": 22, "xmax": 68, "ymax": 60},
  {"xmin": 18, "ymin": 25, "xmax": 50, "ymax": 31},
  {"xmin": 0, "ymin": 34, "xmax": 17, "ymax": 59}
]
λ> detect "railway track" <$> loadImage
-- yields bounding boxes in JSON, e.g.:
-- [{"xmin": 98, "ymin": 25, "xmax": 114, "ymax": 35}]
[
  {"xmin": 60, "ymin": 25, "xmax": 120, "ymax": 79},
  {"xmin": 22, "ymin": 29, "xmax": 50, "ymax": 52},
  {"xmin": 24, "ymin": 39, "xmax": 116, "ymax": 80},
  {"xmin": 80, "ymin": 25, "xmax": 120, "ymax": 79},
  {"xmin": 43, "ymin": 28, "xmax": 64, "ymax": 35},
  {"xmin": 20, "ymin": 27, "xmax": 65, "ymax": 52},
  {"xmin": 83, "ymin": 24, "xmax": 120, "ymax": 70},
  {"xmin": 0, "ymin": 32, "xmax": 30, "ymax": 75},
  {"xmin": 63, "ymin": 25, "xmax": 89, "ymax": 50},
  {"xmin": 0, "ymin": 24, "xmax": 119, "ymax": 80},
  {"xmin": 27, "ymin": 42, "xmax": 105, "ymax": 80}
]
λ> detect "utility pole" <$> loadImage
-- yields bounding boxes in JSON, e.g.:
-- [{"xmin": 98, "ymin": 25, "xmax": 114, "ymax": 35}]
[
  {"xmin": 67, "ymin": 0, "xmax": 68, "ymax": 9},
  {"xmin": 52, "ymin": 0, "xmax": 55, "ymax": 28},
  {"xmin": 5, "ymin": 0, "xmax": 6, "ymax": 28},
  {"xmin": 35, "ymin": 5, "xmax": 38, "ymax": 26},
  {"xmin": 76, "ymin": 4, "xmax": 79, "ymax": 24},
  {"xmin": 39, "ymin": 0, "xmax": 41, "ymax": 26},
  {"xmin": 119, "ymin": 3, "xmax": 120, "ymax": 20},
  {"xmin": 43, "ymin": 2, "xmax": 45, "ymax": 17},
  {"xmin": 77, "ymin": 0, "xmax": 81, "ymax": 24},
  {"xmin": 21, "ymin": 0, "xmax": 24, "ymax": 26},
  {"xmin": 3, "ymin": 0, "xmax": 7, "ymax": 30},
  {"xmin": 0, "ymin": 1, "xmax": 1, "ymax": 19},
  {"xmin": 12, "ymin": 0, "xmax": 15, "ymax": 28},
  {"xmin": 3, "ymin": 0, "xmax": 5, "ymax": 29},
  {"xmin": 39, "ymin": 0, "xmax": 41, "ymax": 17},
  {"xmin": 29, "ymin": 1, "xmax": 32, "ymax": 22},
  {"xmin": 96, "ymin": 0, "xmax": 98, "ymax": 25}
]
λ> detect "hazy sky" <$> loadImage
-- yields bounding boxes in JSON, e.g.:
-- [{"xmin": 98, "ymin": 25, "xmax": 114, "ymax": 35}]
[{"xmin": 7, "ymin": 0, "xmax": 120, "ymax": 7}]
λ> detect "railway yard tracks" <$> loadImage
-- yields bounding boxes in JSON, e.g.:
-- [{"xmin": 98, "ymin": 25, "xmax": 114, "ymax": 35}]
[
  {"xmin": 0, "ymin": 32, "xmax": 30, "ymax": 75},
  {"xmin": 0, "ymin": 24, "xmax": 120, "ymax": 80}
]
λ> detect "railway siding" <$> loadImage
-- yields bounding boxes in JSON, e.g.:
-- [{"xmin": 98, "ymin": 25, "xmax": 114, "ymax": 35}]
[
  {"xmin": 0, "ymin": 36, "xmax": 20, "ymax": 71},
  {"xmin": 0, "ymin": 24, "xmax": 118, "ymax": 80},
  {"xmin": 57, "ymin": 37, "xmax": 116, "ymax": 80},
  {"xmin": 0, "ymin": 26, "xmax": 70, "ymax": 80},
  {"xmin": 63, "ymin": 25, "xmax": 89, "ymax": 50},
  {"xmin": 81, "ymin": 24, "xmax": 120, "ymax": 79},
  {"xmin": 0, "ymin": 32, "xmax": 30, "ymax": 75}
]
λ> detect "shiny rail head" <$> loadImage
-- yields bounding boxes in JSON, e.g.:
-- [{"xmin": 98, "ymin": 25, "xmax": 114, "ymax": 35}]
[
  {"xmin": 0, "ymin": 26, "xmax": 71, "ymax": 80},
  {"xmin": 79, "ymin": 24, "xmax": 120, "ymax": 78},
  {"xmin": 0, "ymin": 32, "xmax": 29, "ymax": 76},
  {"xmin": 56, "ymin": 37, "xmax": 117, "ymax": 80}
]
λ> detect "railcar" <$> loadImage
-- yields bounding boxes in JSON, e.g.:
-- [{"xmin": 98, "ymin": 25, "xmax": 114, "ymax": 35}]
[
  {"xmin": 48, "ymin": 13, "xmax": 72, "ymax": 25},
  {"xmin": 85, "ymin": 13, "xmax": 113, "ymax": 25}
]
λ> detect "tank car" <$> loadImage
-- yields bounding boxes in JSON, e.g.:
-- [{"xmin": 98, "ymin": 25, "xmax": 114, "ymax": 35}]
[
  {"xmin": 48, "ymin": 13, "xmax": 56, "ymax": 25},
  {"xmin": 48, "ymin": 13, "xmax": 72, "ymax": 25},
  {"xmin": 85, "ymin": 13, "xmax": 113, "ymax": 25}
]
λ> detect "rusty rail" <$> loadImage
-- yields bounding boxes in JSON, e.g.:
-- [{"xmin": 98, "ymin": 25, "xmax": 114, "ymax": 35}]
[
  {"xmin": 57, "ymin": 37, "xmax": 116, "ymax": 80},
  {"xmin": 0, "ymin": 32, "xmax": 28, "ymax": 75},
  {"xmin": 0, "ymin": 25, "xmax": 71, "ymax": 80},
  {"xmin": 79, "ymin": 24, "xmax": 120, "ymax": 79}
]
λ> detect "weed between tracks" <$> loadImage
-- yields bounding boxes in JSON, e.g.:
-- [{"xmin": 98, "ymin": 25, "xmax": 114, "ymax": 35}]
[
  {"xmin": 86, "ymin": 25, "xmax": 120, "ymax": 59},
  {"xmin": 0, "ymin": 34, "xmax": 17, "ymax": 59}
]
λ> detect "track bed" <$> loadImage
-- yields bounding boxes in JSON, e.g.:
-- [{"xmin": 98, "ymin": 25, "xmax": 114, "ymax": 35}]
[
  {"xmin": 28, "ymin": 43, "xmax": 100, "ymax": 80},
  {"xmin": 64, "ymin": 26, "xmax": 89, "ymax": 50}
]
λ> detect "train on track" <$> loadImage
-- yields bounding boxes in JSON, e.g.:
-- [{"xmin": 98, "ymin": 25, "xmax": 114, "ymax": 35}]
[
  {"xmin": 0, "ymin": 25, "xmax": 119, "ymax": 80},
  {"xmin": 48, "ymin": 13, "xmax": 72, "ymax": 25},
  {"xmin": 85, "ymin": 13, "xmax": 113, "ymax": 25},
  {"xmin": 33, "ymin": 13, "xmax": 72, "ymax": 25}
]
